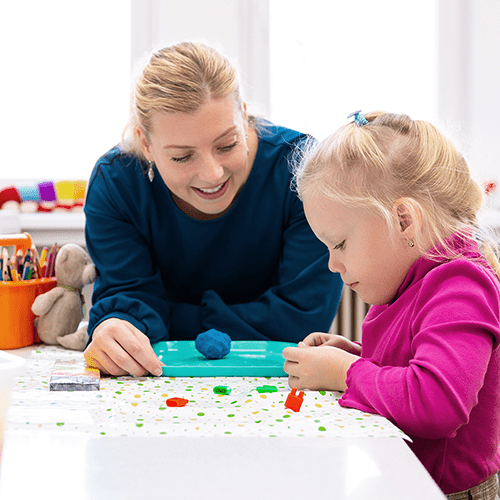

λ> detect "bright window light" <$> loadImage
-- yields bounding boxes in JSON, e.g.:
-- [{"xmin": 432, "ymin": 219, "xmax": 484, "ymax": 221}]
[
  {"xmin": 269, "ymin": 0, "xmax": 436, "ymax": 140},
  {"xmin": 0, "ymin": 0, "xmax": 131, "ymax": 180}
]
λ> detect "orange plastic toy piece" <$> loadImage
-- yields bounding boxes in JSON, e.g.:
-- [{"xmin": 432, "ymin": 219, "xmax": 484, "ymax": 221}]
[
  {"xmin": 285, "ymin": 388, "xmax": 305, "ymax": 412},
  {"xmin": 166, "ymin": 397, "xmax": 189, "ymax": 407}
]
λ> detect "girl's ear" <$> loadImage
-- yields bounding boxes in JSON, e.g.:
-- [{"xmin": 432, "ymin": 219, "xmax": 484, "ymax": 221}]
[
  {"xmin": 392, "ymin": 198, "xmax": 423, "ymax": 241},
  {"xmin": 136, "ymin": 128, "xmax": 152, "ymax": 161}
]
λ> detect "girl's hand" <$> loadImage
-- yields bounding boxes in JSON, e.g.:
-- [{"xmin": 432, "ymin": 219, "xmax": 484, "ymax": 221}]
[
  {"xmin": 283, "ymin": 344, "xmax": 360, "ymax": 391},
  {"xmin": 84, "ymin": 318, "xmax": 164, "ymax": 377},
  {"xmin": 300, "ymin": 332, "xmax": 362, "ymax": 356}
]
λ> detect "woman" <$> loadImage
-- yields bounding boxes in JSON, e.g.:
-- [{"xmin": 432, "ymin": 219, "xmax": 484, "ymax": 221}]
[{"xmin": 83, "ymin": 42, "xmax": 343, "ymax": 377}]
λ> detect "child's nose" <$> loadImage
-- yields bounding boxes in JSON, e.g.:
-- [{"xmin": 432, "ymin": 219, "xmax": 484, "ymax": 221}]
[{"xmin": 328, "ymin": 252, "xmax": 345, "ymax": 274}]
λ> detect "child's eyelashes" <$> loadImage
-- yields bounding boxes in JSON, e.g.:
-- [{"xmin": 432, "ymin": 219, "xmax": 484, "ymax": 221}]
[{"xmin": 333, "ymin": 240, "xmax": 345, "ymax": 250}]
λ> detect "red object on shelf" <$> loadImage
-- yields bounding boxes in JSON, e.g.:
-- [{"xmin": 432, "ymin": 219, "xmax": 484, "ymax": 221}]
[
  {"xmin": 166, "ymin": 397, "xmax": 189, "ymax": 407},
  {"xmin": 0, "ymin": 186, "xmax": 21, "ymax": 208},
  {"xmin": 284, "ymin": 388, "xmax": 305, "ymax": 412},
  {"xmin": 483, "ymin": 181, "xmax": 497, "ymax": 195}
]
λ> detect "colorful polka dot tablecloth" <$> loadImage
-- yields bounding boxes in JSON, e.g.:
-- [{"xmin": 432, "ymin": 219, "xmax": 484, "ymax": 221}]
[{"xmin": 6, "ymin": 345, "xmax": 409, "ymax": 440}]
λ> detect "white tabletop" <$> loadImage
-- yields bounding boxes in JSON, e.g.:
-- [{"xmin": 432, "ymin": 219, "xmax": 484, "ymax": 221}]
[
  {"xmin": 0, "ymin": 434, "xmax": 445, "ymax": 500},
  {"xmin": 0, "ymin": 346, "xmax": 446, "ymax": 499}
]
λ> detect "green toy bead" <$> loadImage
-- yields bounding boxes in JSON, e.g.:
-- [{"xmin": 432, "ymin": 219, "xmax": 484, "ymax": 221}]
[
  {"xmin": 213, "ymin": 385, "xmax": 232, "ymax": 395},
  {"xmin": 256, "ymin": 385, "xmax": 278, "ymax": 393}
]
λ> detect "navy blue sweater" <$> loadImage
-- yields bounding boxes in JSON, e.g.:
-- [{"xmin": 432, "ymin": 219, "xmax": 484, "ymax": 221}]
[{"xmin": 84, "ymin": 123, "xmax": 343, "ymax": 343}]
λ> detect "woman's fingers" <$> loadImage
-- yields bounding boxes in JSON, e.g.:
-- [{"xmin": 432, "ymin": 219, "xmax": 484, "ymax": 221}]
[
  {"xmin": 85, "ymin": 346, "xmax": 129, "ymax": 376},
  {"xmin": 84, "ymin": 319, "xmax": 164, "ymax": 376}
]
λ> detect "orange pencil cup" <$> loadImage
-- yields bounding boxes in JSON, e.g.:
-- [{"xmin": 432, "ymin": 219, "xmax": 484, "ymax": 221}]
[{"xmin": 0, "ymin": 233, "xmax": 57, "ymax": 349}]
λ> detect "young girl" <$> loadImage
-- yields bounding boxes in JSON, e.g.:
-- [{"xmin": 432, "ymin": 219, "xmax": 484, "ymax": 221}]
[{"xmin": 283, "ymin": 111, "xmax": 500, "ymax": 499}]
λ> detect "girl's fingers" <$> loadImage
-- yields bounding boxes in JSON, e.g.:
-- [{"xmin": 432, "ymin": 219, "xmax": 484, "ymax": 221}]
[
  {"xmin": 302, "ymin": 332, "xmax": 334, "ymax": 346},
  {"xmin": 282, "ymin": 346, "xmax": 304, "ymax": 362},
  {"xmin": 287, "ymin": 375, "xmax": 302, "ymax": 389},
  {"xmin": 283, "ymin": 358, "xmax": 299, "ymax": 376}
]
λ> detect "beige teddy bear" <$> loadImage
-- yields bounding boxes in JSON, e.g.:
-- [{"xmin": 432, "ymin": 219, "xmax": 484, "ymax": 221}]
[{"xmin": 31, "ymin": 244, "xmax": 96, "ymax": 351}]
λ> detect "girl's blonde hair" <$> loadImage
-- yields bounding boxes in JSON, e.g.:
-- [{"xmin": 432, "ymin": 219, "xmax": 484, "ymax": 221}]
[
  {"xmin": 122, "ymin": 41, "xmax": 252, "ymax": 160},
  {"xmin": 295, "ymin": 111, "xmax": 500, "ymax": 280}
]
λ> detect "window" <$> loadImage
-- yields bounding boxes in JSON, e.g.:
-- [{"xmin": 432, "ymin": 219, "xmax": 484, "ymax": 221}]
[
  {"xmin": 0, "ymin": 1, "xmax": 131, "ymax": 180},
  {"xmin": 269, "ymin": 0, "xmax": 436, "ymax": 140}
]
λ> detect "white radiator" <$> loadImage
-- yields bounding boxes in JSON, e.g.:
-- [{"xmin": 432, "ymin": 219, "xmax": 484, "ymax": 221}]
[{"xmin": 329, "ymin": 286, "xmax": 370, "ymax": 342}]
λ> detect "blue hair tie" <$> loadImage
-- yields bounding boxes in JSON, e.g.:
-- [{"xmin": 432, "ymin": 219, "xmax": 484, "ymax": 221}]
[{"xmin": 347, "ymin": 110, "xmax": 368, "ymax": 126}]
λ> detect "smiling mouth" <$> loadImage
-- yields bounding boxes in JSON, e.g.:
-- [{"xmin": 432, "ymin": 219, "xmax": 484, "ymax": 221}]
[
  {"xmin": 195, "ymin": 182, "xmax": 226, "ymax": 194},
  {"xmin": 192, "ymin": 179, "xmax": 230, "ymax": 200}
]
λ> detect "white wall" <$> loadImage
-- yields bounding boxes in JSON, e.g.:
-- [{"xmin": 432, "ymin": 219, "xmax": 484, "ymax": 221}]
[
  {"xmin": 438, "ymin": 0, "xmax": 500, "ymax": 183},
  {"xmin": 0, "ymin": 0, "xmax": 270, "ymax": 189},
  {"xmin": 130, "ymin": 0, "xmax": 270, "ymax": 117},
  {"xmin": 133, "ymin": 0, "xmax": 500, "ymax": 186},
  {"xmin": 2, "ymin": 0, "xmax": 499, "ymax": 188}
]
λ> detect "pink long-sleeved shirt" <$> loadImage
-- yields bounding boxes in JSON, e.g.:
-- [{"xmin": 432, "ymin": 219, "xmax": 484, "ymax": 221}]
[{"xmin": 339, "ymin": 234, "xmax": 500, "ymax": 494}]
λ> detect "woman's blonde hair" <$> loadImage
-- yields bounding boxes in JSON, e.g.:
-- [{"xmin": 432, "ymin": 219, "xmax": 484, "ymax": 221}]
[
  {"xmin": 122, "ymin": 41, "xmax": 251, "ymax": 160},
  {"xmin": 295, "ymin": 111, "xmax": 500, "ymax": 280}
]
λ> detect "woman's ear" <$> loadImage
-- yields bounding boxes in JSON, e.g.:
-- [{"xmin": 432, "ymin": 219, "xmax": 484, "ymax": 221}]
[
  {"xmin": 392, "ymin": 198, "xmax": 423, "ymax": 241},
  {"xmin": 242, "ymin": 101, "xmax": 249, "ymax": 133},
  {"xmin": 136, "ymin": 128, "xmax": 152, "ymax": 161}
]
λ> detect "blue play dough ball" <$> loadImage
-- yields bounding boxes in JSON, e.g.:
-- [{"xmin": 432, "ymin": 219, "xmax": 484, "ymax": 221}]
[{"xmin": 195, "ymin": 329, "xmax": 231, "ymax": 360}]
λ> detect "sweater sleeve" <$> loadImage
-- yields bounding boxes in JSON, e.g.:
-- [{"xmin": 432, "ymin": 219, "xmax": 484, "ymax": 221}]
[
  {"xmin": 84, "ymin": 160, "xmax": 173, "ymax": 344},
  {"xmin": 196, "ymin": 196, "xmax": 343, "ymax": 342},
  {"xmin": 339, "ymin": 262, "xmax": 500, "ymax": 439}
]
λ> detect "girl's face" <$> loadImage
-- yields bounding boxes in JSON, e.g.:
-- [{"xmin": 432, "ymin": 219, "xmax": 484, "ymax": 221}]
[
  {"xmin": 139, "ymin": 96, "xmax": 253, "ymax": 219},
  {"xmin": 304, "ymin": 195, "xmax": 417, "ymax": 305}
]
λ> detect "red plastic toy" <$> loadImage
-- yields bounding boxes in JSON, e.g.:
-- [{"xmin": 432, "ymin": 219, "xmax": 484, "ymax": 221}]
[
  {"xmin": 284, "ymin": 388, "xmax": 305, "ymax": 412},
  {"xmin": 166, "ymin": 397, "xmax": 189, "ymax": 407}
]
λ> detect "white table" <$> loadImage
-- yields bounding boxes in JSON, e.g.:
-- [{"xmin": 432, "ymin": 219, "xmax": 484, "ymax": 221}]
[
  {"xmin": 0, "ymin": 346, "xmax": 445, "ymax": 500},
  {"xmin": 0, "ymin": 434, "xmax": 445, "ymax": 500}
]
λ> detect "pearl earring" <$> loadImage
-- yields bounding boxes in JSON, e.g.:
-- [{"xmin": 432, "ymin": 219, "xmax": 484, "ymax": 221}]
[
  {"xmin": 407, "ymin": 238, "xmax": 415, "ymax": 247},
  {"xmin": 147, "ymin": 160, "xmax": 155, "ymax": 183}
]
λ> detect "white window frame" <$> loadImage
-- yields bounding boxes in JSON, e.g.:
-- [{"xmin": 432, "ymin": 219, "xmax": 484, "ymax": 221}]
[
  {"xmin": 2, "ymin": 0, "xmax": 499, "ymax": 186},
  {"xmin": 130, "ymin": 0, "xmax": 270, "ymax": 117}
]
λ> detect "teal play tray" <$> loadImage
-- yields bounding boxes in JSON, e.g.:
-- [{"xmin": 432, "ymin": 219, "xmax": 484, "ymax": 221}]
[{"xmin": 152, "ymin": 340, "xmax": 294, "ymax": 377}]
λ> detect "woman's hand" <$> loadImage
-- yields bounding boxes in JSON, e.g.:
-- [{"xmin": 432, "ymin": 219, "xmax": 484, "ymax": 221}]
[
  {"xmin": 283, "ymin": 333, "xmax": 361, "ymax": 391},
  {"xmin": 84, "ymin": 318, "xmax": 164, "ymax": 377}
]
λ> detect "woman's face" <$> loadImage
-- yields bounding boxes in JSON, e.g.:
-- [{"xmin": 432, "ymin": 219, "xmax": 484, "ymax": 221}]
[{"xmin": 139, "ymin": 96, "xmax": 253, "ymax": 219}]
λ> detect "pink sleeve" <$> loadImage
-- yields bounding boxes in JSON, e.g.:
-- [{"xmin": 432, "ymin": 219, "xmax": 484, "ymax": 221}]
[{"xmin": 339, "ymin": 269, "xmax": 499, "ymax": 439}]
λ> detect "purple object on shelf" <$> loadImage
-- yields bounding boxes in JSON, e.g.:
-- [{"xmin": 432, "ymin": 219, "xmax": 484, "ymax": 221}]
[{"xmin": 38, "ymin": 181, "xmax": 57, "ymax": 202}]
